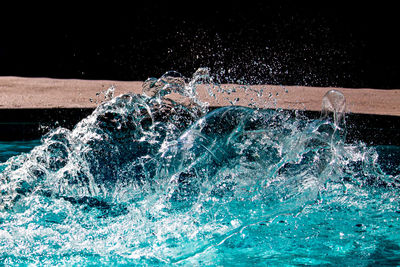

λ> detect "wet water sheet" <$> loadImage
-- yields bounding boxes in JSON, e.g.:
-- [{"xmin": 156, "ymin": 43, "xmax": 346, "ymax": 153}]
[{"xmin": 0, "ymin": 70, "xmax": 399, "ymax": 265}]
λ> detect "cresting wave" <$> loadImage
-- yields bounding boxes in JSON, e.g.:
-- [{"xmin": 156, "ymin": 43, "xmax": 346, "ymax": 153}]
[{"xmin": 0, "ymin": 69, "xmax": 399, "ymax": 265}]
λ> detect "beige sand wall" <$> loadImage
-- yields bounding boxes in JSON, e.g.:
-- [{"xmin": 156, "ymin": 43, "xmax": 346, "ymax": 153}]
[{"xmin": 1, "ymin": 76, "xmax": 399, "ymax": 116}]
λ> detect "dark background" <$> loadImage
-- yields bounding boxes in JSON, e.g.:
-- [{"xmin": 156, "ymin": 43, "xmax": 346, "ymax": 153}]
[{"xmin": 1, "ymin": 2, "xmax": 399, "ymax": 88}]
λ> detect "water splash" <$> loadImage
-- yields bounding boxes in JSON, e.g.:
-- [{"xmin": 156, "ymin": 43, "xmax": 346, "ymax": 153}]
[
  {"xmin": 0, "ymin": 70, "xmax": 399, "ymax": 265},
  {"xmin": 90, "ymin": 85, "xmax": 115, "ymax": 104},
  {"xmin": 321, "ymin": 89, "xmax": 346, "ymax": 127}
]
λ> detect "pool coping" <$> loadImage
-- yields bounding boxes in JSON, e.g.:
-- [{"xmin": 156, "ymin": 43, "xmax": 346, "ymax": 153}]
[{"xmin": 1, "ymin": 76, "xmax": 399, "ymax": 116}]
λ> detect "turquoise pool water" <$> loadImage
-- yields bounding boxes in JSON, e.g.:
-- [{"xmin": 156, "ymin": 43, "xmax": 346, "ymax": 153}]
[
  {"xmin": 0, "ymin": 70, "xmax": 399, "ymax": 265},
  {"xmin": 0, "ymin": 140, "xmax": 40, "ymax": 163}
]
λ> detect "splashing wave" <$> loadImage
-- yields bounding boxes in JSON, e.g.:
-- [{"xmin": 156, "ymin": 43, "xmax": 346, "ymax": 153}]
[{"xmin": 0, "ymin": 69, "xmax": 399, "ymax": 265}]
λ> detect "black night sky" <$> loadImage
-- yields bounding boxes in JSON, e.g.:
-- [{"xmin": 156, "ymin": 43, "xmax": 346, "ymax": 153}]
[{"xmin": 1, "ymin": 2, "xmax": 400, "ymax": 88}]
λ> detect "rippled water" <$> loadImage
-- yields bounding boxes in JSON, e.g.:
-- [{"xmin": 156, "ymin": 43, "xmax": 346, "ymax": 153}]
[
  {"xmin": 0, "ymin": 140, "xmax": 40, "ymax": 163},
  {"xmin": 1, "ymin": 69, "xmax": 399, "ymax": 265}
]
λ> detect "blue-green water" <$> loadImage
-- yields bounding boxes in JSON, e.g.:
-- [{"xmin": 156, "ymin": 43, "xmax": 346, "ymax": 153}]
[
  {"xmin": 0, "ymin": 140, "xmax": 40, "ymax": 163},
  {"xmin": 1, "ymin": 70, "xmax": 399, "ymax": 265}
]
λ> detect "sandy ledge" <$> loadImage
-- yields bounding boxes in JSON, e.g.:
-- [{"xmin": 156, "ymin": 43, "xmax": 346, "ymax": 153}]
[{"xmin": 1, "ymin": 76, "xmax": 399, "ymax": 116}]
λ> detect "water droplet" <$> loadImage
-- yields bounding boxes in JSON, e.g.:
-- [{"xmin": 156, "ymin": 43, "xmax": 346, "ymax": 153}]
[{"xmin": 321, "ymin": 89, "xmax": 346, "ymax": 127}]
